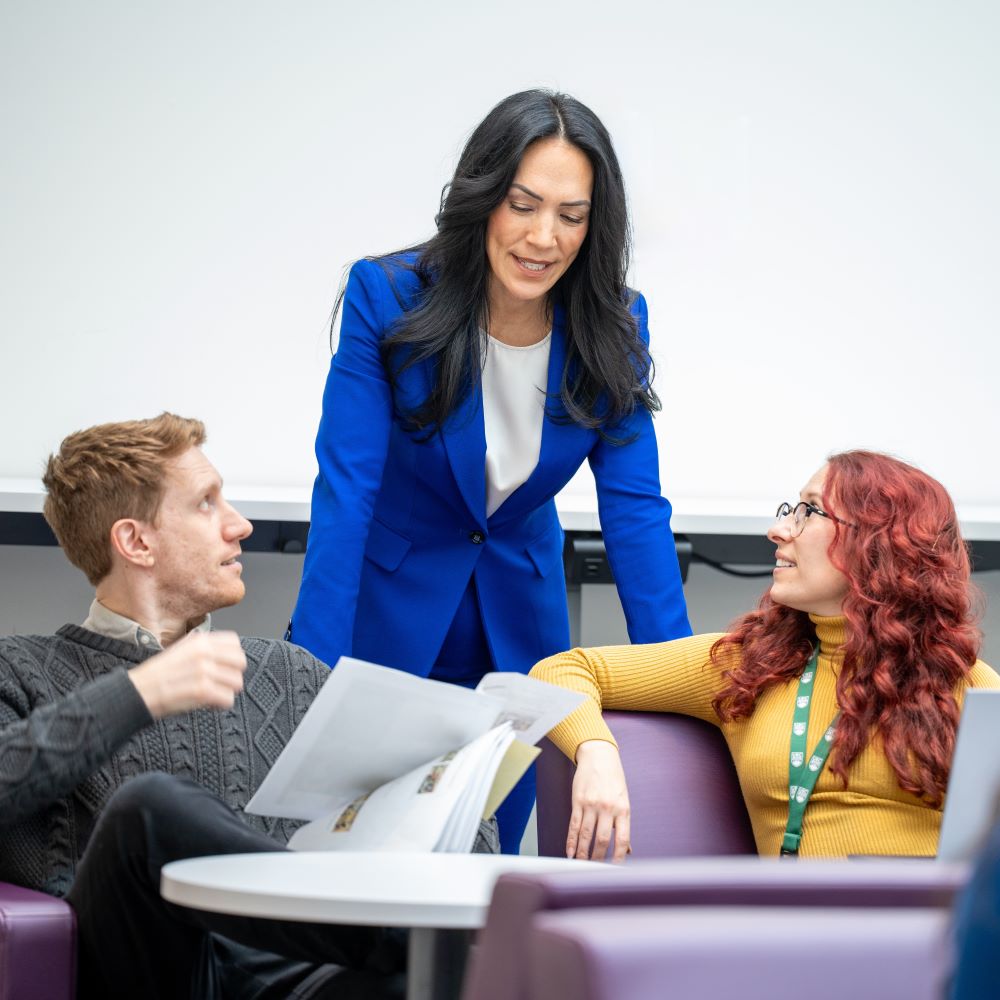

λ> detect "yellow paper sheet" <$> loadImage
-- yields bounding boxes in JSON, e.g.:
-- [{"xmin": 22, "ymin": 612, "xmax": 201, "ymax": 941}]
[{"xmin": 482, "ymin": 740, "xmax": 541, "ymax": 820}]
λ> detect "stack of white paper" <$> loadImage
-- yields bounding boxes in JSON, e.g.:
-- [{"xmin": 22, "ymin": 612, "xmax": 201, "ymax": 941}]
[{"xmin": 245, "ymin": 657, "xmax": 584, "ymax": 853}]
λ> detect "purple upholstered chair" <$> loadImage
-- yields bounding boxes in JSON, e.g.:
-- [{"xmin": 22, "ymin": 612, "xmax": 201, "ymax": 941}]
[
  {"xmin": 526, "ymin": 904, "xmax": 951, "ymax": 1000},
  {"xmin": 0, "ymin": 881, "xmax": 76, "ymax": 1000},
  {"xmin": 536, "ymin": 710, "xmax": 756, "ymax": 860},
  {"xmin": 462, "ymin": 859, "xmax": 967, "ymax": 1000}
]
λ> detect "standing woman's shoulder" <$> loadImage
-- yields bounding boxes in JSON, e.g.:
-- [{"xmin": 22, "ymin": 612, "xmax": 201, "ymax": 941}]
[
  {"xmin": 348, "ymin": 250, "xmax": 428, "ymax": 316},
  {"xmin": 626, "ymin": 287, "xmax": 651, "ymax": 345},
  {"xmin": 331, "ymin": 251, "xmax": 428, "ymax": 365}
]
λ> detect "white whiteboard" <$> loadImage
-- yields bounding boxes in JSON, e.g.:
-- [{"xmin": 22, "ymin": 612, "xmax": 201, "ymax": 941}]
[{"xmin": 2, "ymin": 1, "xmax": 998, "ymax": 525}]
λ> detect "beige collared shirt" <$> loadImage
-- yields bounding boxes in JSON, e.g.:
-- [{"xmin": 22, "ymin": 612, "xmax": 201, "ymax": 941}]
[{"xmin": 82, "ymin": 599, "xmax": 212, "ymax": 651}]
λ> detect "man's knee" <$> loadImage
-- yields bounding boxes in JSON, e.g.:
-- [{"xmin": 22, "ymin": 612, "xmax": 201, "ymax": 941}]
[
  {"xmin": 82, "ymin": 772, "xmax": 238, "ymax": 886},
  {"xmin": 101, "ymin": 772, "xmax": 200, "ymax": 827}
]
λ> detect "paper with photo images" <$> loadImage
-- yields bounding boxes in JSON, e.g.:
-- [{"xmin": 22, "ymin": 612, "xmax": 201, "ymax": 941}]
[
  {"xmin": 246, "ymin": 658, "xmax": 503, "ymax": 821},
  {"xmin": 475, "ymin": 670, "xmax": 587, "ymax": 746},
  {"xmin": 245, "ymin": 657, "xmax": 582, "ymax": 851},
  {"xmin": 288, "ymin": 723, "xmax": 526, "ymax": 853}
]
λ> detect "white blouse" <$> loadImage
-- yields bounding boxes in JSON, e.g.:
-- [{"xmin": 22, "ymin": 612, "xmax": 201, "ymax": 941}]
[{"xmin": 481, "ymin": 332, "xmax": 551, "ymax": 517}]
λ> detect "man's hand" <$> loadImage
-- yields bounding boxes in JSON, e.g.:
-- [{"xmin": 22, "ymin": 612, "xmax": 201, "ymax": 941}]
[
  {"xmin": 128, "ymin": 631, "xmax": 247, "ymax": 719},
  {"xmin": 567, "ymin": 739, "xmax": 632, "ymax": 862}
]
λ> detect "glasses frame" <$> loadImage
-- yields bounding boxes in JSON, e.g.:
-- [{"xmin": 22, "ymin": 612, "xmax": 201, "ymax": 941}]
[{"xmin": 774, "ymin": 501, "xmax": 852, "ymax": 537}]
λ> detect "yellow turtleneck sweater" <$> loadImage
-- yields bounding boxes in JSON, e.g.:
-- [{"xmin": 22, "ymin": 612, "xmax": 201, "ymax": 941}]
[{"xmin": 530, "ymin": 616, "xmax": 1000, "ymax": 858}]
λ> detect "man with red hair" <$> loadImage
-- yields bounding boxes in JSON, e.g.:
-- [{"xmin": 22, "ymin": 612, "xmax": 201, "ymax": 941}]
[{"xmin": 0, "ymin": 413, "xmax": 495, "ymax": 998}]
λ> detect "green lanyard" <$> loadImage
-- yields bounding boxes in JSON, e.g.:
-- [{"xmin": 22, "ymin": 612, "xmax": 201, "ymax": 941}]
[{"xmin": 781, "ymin": 649, "xmax": 841, "ymax": 857}]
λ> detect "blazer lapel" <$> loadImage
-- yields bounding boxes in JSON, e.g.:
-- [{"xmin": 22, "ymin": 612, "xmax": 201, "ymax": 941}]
[
  {"xmin": 441, "ymin": 382, "xmax": 487, "ymax": 529},
  {"xmin": 534, "ymin": 310, "xmax": 569, "ymax": 476}
]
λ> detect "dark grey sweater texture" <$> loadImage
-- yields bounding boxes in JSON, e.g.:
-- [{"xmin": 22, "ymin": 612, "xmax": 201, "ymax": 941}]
[{"xmin": 0, "ymin": 626, "xmax": 324, "ymax": 897}]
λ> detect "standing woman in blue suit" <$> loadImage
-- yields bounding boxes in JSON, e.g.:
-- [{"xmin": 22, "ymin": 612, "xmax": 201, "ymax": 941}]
[{"xmin": 288, "ymin": 90, "xmax": 692, "ymax": 852}]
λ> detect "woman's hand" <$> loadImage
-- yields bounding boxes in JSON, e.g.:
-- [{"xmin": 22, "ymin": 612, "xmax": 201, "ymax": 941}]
[{"xmin": 567, "ymin": 740, "xmax": 631, "ymax": 862}]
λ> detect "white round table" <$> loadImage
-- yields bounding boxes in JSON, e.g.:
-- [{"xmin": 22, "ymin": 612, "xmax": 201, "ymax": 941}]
[{"xmin": 162, "ymin": 851, "xmax": 596, "ymax": 1000}]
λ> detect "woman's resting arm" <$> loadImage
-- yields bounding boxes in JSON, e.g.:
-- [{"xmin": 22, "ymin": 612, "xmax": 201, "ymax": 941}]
[{"xmin": 530, "ymin": 633, "xmax": 727, "ymax": 860}]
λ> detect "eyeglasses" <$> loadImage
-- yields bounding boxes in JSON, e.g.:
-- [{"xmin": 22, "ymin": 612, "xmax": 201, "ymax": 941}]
[{"xmin": 774, "ymin": 501, "xmax": 851, "ymax": 537}]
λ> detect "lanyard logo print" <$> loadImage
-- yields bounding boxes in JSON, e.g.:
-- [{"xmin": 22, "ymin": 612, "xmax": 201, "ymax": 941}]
[{"xmin": 781, "ymin": 648, "xmax": 841, "ymax": 857}]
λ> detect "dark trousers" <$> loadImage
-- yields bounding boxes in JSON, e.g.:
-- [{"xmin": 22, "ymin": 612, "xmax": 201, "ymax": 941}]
[{"xmin": 66, "ymin": 773, "xmax": 406, "ymax": 1000}]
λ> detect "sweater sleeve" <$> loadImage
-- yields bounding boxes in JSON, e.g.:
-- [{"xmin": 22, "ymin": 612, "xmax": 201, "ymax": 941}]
[
  {"xmin": 529, "ymin": 632, "xmax": 728, "ymax": 760},
  {"xmin": 0, "ymin": 666, "xmax": 153, "ymax": 829}
]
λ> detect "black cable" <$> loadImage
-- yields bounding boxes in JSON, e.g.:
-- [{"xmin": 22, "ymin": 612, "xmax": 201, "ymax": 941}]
[{"xmin": 690, "ymin": 552, "xmax": 774, "ymax": 578}]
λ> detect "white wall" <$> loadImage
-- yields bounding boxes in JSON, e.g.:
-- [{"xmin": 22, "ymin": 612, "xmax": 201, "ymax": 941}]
[{"xmin": 2, "ymin": 1, "xmax": 998, "ymax": 520}]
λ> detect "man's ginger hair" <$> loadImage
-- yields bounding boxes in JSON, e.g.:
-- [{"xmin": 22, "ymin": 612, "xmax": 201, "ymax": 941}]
[{"xmin": 42, "ymin": 413, "xmax": 206, "ymax": 585}]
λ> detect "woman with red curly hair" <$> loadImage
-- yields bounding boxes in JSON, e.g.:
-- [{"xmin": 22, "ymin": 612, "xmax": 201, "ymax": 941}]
[{"xmin": 530, "ymin": 451, "xmax": 1000, "ymax": 859}]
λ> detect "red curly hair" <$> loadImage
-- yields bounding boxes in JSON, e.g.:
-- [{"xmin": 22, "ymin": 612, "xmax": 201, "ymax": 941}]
[{"xmin": 711, "ymin": 450, "xmax": 981, "ymax": 806}]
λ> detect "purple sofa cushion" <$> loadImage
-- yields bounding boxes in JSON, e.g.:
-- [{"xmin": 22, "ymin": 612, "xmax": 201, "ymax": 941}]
[
  {"xmin": 0, "ymin": 881, "xmax": 76, "ymax": 1000},
  {"xmin": 528, "ymin": 905, "xmax": 951, "ymax": 1000},
  {"xmin": 536, "ymin": 711, "xmax": 756, "ymax": 860},
  {"xmin": 461, "ymin": 858, "xmax": 967, "ymax": 1000}
]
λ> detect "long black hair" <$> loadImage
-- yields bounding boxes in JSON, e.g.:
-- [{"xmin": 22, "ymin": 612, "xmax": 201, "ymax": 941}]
[{"xmin": 335, "ymin": 89, "xmax": 660, "ymax": 438}]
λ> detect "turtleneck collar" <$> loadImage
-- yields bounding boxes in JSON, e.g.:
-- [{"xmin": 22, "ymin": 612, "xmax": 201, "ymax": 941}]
[{"xmin": 809, "ymin": 614, "xmax": 847, "ymax": 658}]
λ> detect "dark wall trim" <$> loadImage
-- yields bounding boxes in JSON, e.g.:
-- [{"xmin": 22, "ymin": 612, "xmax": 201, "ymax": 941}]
[{"xmin": 2, "ymin": 512, "xmax": 998, "ymax": 572}]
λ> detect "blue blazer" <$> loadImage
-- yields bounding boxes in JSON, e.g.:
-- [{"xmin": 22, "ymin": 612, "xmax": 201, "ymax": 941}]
[{"xmin": 289, "ymin": 256, "xmax": 692, "ymax": 675}]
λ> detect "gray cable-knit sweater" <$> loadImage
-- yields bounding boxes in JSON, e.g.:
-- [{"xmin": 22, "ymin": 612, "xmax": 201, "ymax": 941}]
[{"xmin": 0, "ymin": 626, "xmax": 333, "ymax": 896}]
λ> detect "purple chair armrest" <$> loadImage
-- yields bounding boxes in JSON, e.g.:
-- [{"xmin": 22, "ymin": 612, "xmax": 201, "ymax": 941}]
[
  {"xmin": 461, "ymin": 859, "xmax": 968, "ymax": 1000},
  {"xmin": 0, "ymin": 881, "xmax": 76, "ymax": 1000},
  {"xmin": 536, "ymin": 711, "xmax": 756, "ymax": 860},
  {"xmin": 527, "ymin": 905, "xmax": 951, "ymax": 1000}
]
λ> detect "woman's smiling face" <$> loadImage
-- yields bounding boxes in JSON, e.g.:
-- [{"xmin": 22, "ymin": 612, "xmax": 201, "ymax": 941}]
[
  {"xmin": 485, "ymin": 137, "xmax": 593, "ymax": 316},
  {"xmin": 767, "ymin": 464, "xmax": 850, "ymax": 617}
]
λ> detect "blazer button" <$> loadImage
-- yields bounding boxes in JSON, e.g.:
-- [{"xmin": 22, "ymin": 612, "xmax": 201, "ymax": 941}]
[{"xmin": 469, "ymin": 531, "xmax": 485, "ymax": 544}]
